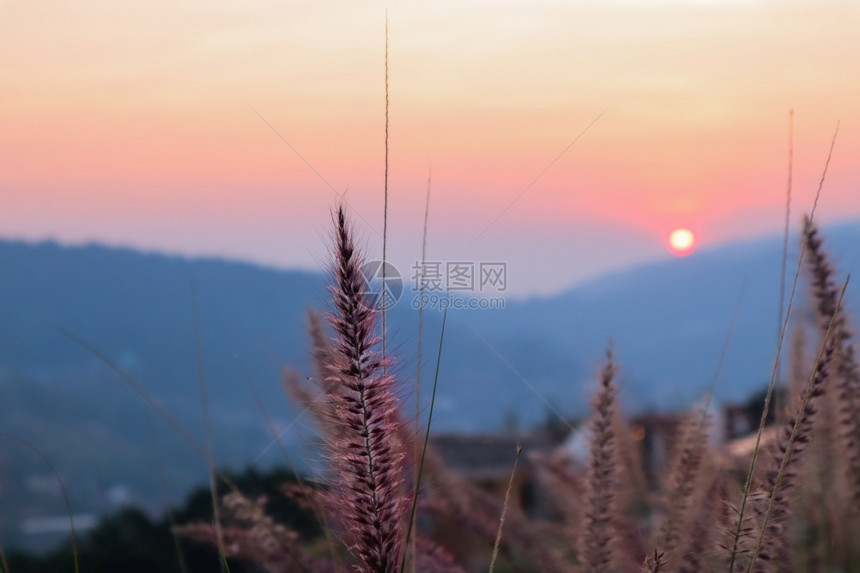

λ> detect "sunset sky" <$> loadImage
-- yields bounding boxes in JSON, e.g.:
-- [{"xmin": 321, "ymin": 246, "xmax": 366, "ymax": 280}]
[{"xmin": 2, "ymin": 0, "xmax": 859, "ymax": 296}]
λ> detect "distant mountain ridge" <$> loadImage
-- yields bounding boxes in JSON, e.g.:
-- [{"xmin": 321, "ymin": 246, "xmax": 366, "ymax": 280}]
[
  {"xmin": 0, "ymin": 240, "xmax": 326, "ymax": 549},
  {"xmin": 2, "ymin": 221, "xmax": 859, "ymax": 548}
]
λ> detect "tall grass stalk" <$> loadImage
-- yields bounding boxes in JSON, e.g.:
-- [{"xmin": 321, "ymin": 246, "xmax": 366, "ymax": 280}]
[
  {"xmin": 402, "ymin": 306, "xmax": 447, "ymax": 573},
  {"xmin": 381, "ymin": 10, "xmax": 390, "ymax": 370},
  {"xmin": 327, "ymin": 205, "xmax": 406, "ymax": 572},
  {"xmin": 728, "ymin": 119, "xmax": 839, "ymax": 569},
  {"xmin": 580, "ymin": 348, "xmax": 619, "ymax": 573},
  {"xmin": 190, "ymin": 280, "xmax": 230, "ymax": 573},
  {"xmin": 656, "ymin": 405, "xmax": 709, "ymax": 555},
  {"xmin": 0, "ymin": 543, "xmax": 9, "ymax": 573},
  {"xmin": 151, "ymin": 418, "xmax": 191, "ymax": 573},
  {"xmin": 0, "ymin": 432, "xmax": 80, "ymax": 573},
  {"xmin": 774, "ymin": 109, "xmax": 794, "ymax": 423},
  {"xmin": 488, "ymin": 445, "xmax": 523, "ymax": 573},
  {"xmin": 411, "ymin": 167, "xmax": 432, "ymax": 572},
  {"xmin": 803, "ymin": 216, "xmax": 860, "ymax": 512},
  {"xmin": 748, "ymin": 277, "xmax": 847, "ymax": 571},
  {"xmin": 778, "ymin": 109, "xmax": 794, "ymax": 361}
]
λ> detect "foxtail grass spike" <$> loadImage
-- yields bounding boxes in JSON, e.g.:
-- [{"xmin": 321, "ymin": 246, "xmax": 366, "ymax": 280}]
[
  {"xmin": 326, "ymin": 205, "xmax": 406, "ymax": 573},
  {"xmin": 580, "ymin": 347, "xmax": 620, "ymax": 573}
]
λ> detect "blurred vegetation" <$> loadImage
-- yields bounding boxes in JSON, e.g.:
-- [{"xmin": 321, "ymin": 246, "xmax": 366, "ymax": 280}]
[{"xmin": 5, "ymin": 466, "xmax": 321, "ymax": 573}]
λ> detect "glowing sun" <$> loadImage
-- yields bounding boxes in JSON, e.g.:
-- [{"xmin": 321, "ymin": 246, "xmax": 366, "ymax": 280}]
[{"xmin": 668, "ymin": 228, "xmax": 696, "ymax": 257}]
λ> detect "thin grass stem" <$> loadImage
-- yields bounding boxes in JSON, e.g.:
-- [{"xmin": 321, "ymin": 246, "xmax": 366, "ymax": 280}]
[
  {"xmin": 402, "ymin": 306, "xmax": 448, "ymax": 573},
  {"xmin": 0, "ymin": 432, "xmax": 79, "ymax": 573},
  {"xmin": 0, "ymin": 543, "xmax": 9, "ymax": 573},
  {"xmin": 728, "ymin": 122, "xmax": 840, "ymax": 572},
  {"xmin": 190, "ymin": 280, "xmax": 230, "ymax": 573},
  {"xmin": 748, "ymin": 276, "xmax": 849, "ymax": 572},
  {"xmin": 381, "ymin": 10, "xmax": 390, "ymax": 371},
  {"xmin": 411, "ymin": 167, "xmax": 432, "ymax": 573},
  {"xmin": 489, "ymin": 445, "xmax": 523, "ymax": 573}
]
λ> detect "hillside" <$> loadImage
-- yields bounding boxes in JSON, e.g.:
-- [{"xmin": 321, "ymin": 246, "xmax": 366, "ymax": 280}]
[{"xmin": 2, "ymin": 221, "xmax": 859, "ymax": 549}]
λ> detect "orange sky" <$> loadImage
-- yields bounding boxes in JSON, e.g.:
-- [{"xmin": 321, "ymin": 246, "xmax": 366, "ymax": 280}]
[{"xmin": 2, "ymin": 0, "xmax": 859, "ymax": 295}]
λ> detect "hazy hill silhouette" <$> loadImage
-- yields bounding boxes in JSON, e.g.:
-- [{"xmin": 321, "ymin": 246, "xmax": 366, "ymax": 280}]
[{"xmin": 2, "ymin": 221, "xmax": 859, "ymax": 548}]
